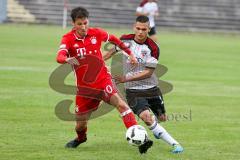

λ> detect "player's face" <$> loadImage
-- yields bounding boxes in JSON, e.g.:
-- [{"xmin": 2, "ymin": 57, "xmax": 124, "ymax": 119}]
[
  {"xmin": 72, "ymin": 18, "xmax": 89, "ymax": 37},
  {"xmin": 134, "ymin": 22, "xmax": 150, "ymax": 42}
]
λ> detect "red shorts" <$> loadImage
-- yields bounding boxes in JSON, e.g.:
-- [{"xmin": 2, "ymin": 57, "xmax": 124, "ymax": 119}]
[{"xmin": 75, "ymin": 78, "xmax": 117, "ymax": 115}]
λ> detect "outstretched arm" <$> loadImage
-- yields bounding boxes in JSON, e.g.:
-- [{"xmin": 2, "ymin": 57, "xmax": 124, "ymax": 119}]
[
  {"xmin": 103, "ymin": 47, "xmax": 117, "ymax": 61},
  {"xmin": 56, "ymin": 48, "xmax": 79, "ymax": 65},
  {"xmin": 108, "ymin": 35, "xmax": 138, "ymax": 64},
  {"xmin": 114, "ymin": 67, "xmax": 155, "ymax": 84}
]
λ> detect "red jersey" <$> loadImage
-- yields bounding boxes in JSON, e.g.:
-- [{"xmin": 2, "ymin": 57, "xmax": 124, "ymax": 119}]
[
  {"xmin": 139, "ymin": 0, "xmax": 148, "ymax": 7},
  {"xmin": 57, "ymin": 28, "xmax": 111, "ymax": 88}
]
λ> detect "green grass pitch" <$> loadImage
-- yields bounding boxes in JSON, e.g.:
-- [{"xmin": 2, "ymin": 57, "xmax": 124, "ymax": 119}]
[{"xmin": 0, "ymin": 24, "xmax": 240, "ymax": 160}]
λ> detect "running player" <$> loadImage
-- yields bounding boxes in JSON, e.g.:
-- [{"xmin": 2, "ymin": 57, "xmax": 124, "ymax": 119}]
[
  {"xmin": 104, "ymin": 15, "xmax": 183, "ymax": 153},
  {"xmin": 56, "ymin": 7, "xmax": 153, "ymax": 154}
]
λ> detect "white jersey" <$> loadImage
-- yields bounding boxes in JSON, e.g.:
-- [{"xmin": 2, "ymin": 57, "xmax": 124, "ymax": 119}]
[
  {"xmin": 119, "ymin": 34, "xmax": 160, "ymax": 90},
  {"xmin": 136, "ymin": 2, "xmax": 158, "ymax": 28}
]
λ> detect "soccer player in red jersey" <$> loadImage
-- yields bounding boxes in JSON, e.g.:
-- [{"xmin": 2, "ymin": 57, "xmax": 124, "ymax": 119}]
[{"xmin": 56, "ymin": 7, "xmax": 152, "ymax": 153}]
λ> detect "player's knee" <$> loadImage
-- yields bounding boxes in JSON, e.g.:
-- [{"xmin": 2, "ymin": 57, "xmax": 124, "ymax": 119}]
[
  {"xmin": 139, "ymin": 110, "xmax": 154, "ymax": 126},
  {"xmin": 116, "ymin": 100, "xmax": 129, "ymax": 112},
  {"xmin": 110, "ymin": 94, "xmax": 128, "ymax": 110}
]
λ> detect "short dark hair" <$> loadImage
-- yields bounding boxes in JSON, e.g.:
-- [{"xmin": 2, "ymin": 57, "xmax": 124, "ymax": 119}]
[
  {"xmin": 71, "ymin": 7, "xmax": 89, "ymax": 22},
  {"xmin": 136, "ymin": 15, "xmax": 149, "ymax": 23}
]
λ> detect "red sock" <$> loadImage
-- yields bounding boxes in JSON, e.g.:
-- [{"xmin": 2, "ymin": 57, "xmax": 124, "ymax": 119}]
[
  {"xmin": 76, "ymin": 128, "xmax": 87, "ymax": 141},
  {"xmin": 121, "ymin": 110, "xmax": 137, "ymax": 128}
]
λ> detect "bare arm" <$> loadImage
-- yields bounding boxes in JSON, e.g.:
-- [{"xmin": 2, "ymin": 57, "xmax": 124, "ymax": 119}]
[
  {"xmin": 103, "ymin": 47, "xmax": 117, "ymax": 61},
  {"xmin": 114, "ymin": 67, "xmax": 155, "ymax": 84},
  {"xmin": 56, "ymin": 50, "xmax": 79, "ymax": 65},
  {"xmin": 108, "ymin": 35, "xmax": 138, "ymax": 64}
]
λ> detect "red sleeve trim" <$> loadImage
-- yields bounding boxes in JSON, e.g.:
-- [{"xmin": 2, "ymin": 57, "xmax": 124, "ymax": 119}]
[
  {"xmin": 56, "ymin": 50, "xmax": 68, "ymax": 64},
  {"xmin": 109, "ymin": 34, "xmax": 132, "ymax": 55},
  {"xmin": 145, "ymin": 38, "xmax": 160, "ymax": 59},
  {"xmin": 120, "ymin": 34, "xmax": 135, "ymax": 41},
  {"xmin": 140, "ymin": 0, "xmax": 148, "ymax": 7}
]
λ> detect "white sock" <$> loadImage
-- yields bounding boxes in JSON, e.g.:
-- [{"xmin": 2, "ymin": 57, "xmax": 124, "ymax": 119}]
[{"xmin": 149, "ymin": 121, "xmax": 179, "ymax": 146}]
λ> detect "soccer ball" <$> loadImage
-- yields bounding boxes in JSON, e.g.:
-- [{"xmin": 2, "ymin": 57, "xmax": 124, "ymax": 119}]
[{"xmin": 126, "ymin": 125, "xmax": 148, "ymax": 146}]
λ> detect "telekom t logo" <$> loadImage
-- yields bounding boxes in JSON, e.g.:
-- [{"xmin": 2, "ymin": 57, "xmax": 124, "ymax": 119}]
[{"xmin": 77, "ymin": 47, "xmax": 86, "ymax": 58}]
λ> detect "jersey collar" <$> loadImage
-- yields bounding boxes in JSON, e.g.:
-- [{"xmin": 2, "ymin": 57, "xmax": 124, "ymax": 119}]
[
  {"xmin": 134, "ymin": 37, "xmax": 148, "ymax": 45},
  {"xmin": 72, "ymin": 29, "xmax": 91, "ymax": 41}
]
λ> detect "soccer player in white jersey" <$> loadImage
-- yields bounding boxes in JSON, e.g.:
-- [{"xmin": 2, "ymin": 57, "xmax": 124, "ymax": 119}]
[
  {"xmin": 104, "ymin": 15, "xmax": 184, "ymax": 154},
  {"xmin": 136, "ymin": 0, "xmax": 159, "ymax": 42}
]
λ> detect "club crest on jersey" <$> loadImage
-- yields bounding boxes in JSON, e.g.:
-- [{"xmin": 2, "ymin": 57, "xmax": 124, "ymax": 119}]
[
  {"xmin": 59, "ymin": 44, "xmax": 66, "ymax": 49},
  {"xmin": 90, "ymin": 37, "xmax": 97, "ymax": 44},
  {"xmin": 74, "ymin": 43, "xmax": 79, "ymax": 48},
  {"xmin": 141, "ymin": 50, "xmax": 148, "ymax": 57}
]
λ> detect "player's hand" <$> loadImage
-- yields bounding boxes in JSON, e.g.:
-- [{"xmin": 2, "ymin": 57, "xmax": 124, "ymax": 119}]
[
  {"xmin": 129, "ymin": 54, "xmax": 138, "ymax": 65},
  {"xmin": 114, "ymin": 75, "xmax": 126, "ymax": 84},
  {"xmin": 66, "ymin": 57, "xmax": 80, "ymax": 65},
  {"xmin": 159, "ymin": 114, "xmax": 167, "ymax": 122}
]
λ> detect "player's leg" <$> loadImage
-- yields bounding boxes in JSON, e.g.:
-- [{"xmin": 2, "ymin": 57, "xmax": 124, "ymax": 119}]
[
  {"xmin": 110, "ymin": 94, "xmax": 154, "ymax": 154},
  {"xmin": 102, "ymin": 81, "xmax": 153, "ymax": 154},
  {"xmin": 109, "ymin": 93, "xmax": 138, "ymax": 128},
  {"xmin": 105, "ymin": 90, "xmax": 152, "ymax": 154},
  {"xmin": 139, "ymin": 109, "xmax": 177, "ymax": 143},
  {"xmin": 65, "ymin": 112, "xmax": 91, "ymax": 148},
  {"xmin": 138, "ymin": 108, "xmax": 183, "ymax": 153},
  {"xmin": 148, "ymin": 96, "xmax": 184, "ymax": 153},
  {"xmin": 75, "ymin": 112, "xmax": 91, "ymax": 141},
  {"xmin": 101, "ymin": 80, "xmax": 137, "ymax": 128},
  {"xmin": 65, "ymin": 96, "xmax": 99, "ymax": 148},
  {"xmin": 124, "ymin": 91, "xmax": 154, "ymax": 153}
]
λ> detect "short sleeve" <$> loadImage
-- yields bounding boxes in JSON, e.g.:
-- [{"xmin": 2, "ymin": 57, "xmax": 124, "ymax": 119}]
[
  {"xmin": 136, "ymin": 6, "xmax": 143, "ymax": 13},
  {"xmin": 56, "ymin": 35, "xmax": 71, "ymax": 63},
  {"xmin": 145, "ymin": 56, "xmax": 158, "ymax": 68},
  {"xmin": 145, "ymin": 38, "xmax": 160, "ymax": 68},
  {"xmin": 58, "ymin": 35, "xmax": 70, "ymax": 52},
  {"xmin": 97, "ymin": 28, "xmax": 109, "ymax": 42},
  {"xmin": 146, "ymin": 38, "xmax": 160, "ymax": 60},
  {"xmin": 139, "ymin": 0, "xmax": 148, "ymax": 7}
]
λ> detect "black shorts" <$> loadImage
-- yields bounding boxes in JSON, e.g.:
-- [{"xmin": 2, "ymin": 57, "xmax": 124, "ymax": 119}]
[
  {"xmin": 149, "ymin": 27, "xmax": 157, "ymax": 36},
  {"xmin": 126, "ymin": 86, "xmax": 166, "ymax": 117}
]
